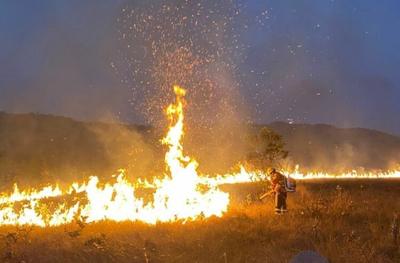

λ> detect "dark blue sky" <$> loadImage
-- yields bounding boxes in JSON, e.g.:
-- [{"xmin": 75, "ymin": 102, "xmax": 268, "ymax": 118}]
[{"xmin": 1, "ymin": 1, "xmax": 399, "ymax": 134}]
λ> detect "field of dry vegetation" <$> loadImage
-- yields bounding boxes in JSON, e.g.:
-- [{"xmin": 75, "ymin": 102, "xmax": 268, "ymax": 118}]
[{"xmin": 0, "ymin": 180, "xmax": 399, "ymax": 263}]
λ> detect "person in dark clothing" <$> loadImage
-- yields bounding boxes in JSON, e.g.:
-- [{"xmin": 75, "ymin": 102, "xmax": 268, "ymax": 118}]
[{"xmin": 270, "ymin": 169, "xmax": 288, "ymax": 214}]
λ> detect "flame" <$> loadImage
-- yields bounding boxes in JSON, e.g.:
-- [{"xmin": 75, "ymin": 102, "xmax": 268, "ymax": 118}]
[
  {"xmin": 0, "ymin": 85, "xmax": 398, "ymax": 227},
  {"xmin": 288, "ymin": 166, "xmax": 400, "ymax": 180},
  {"xmin": 199, "ymin": 165, "xmax": 400, "ymax": 186},
  {"xmin": 0, "ymin": 85, "xmax": 228, "ymax": 226}
]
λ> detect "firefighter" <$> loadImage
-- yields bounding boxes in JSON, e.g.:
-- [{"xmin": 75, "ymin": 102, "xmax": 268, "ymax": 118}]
[{"xmin": 269, "ymin": 168, "xmax": 288, "ymax": 214}]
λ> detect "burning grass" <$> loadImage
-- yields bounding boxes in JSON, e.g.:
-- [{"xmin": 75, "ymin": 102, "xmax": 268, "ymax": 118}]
[
  {"xmin": 0, "ymin": 181, "xmax": 398, "ymax": 263},
  {"xmin": 0, "ymin": 86, "xmax": 399, "ymax": 262},
  {"xmin": 0, "ymin": 85, "xmax": 398, "ymax": 227}
]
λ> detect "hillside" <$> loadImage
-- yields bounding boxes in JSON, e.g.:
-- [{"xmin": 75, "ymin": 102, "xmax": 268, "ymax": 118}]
[
  {"xmin": 0, "ymin": 112, "xmax": 399, "ymax": 187},
  {"xmin": 267, "ymin": 122, "xmax": 400, "ymax": 172},
  {"xmin": 0, "ymin": 112, "xmax": 159, "ymax": 188}
]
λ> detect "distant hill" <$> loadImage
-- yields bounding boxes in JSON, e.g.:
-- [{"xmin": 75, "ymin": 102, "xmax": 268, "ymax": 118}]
[
  {"xmin": 0, "ymin": 112, "xmax": 399, "ymax": 187},
  {"xmin": 0, "ymin": 112, "xmax": 159, "ymax": 188},
  {"xmin": 266, "ymin": 122, "xmax": 400, "ymax": 172}
]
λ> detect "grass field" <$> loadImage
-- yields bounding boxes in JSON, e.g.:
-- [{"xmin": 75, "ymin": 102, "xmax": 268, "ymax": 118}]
[{"xmin": 0, "ymin": 180, "xmax": 399, "ymax": 263}]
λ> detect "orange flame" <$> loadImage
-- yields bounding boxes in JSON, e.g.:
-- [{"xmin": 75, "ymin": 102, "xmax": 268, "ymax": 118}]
[
  {"xmin": 0, "ymin": 86, "xmax": 398, "ymax": 227},
  {"xmin": 0, "ymin": 85, "xmax": 229, "ymax": 226}
]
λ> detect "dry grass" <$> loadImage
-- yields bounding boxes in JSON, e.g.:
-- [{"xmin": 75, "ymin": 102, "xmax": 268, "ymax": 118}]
[{"xmin": 0, "ymin": 180, "xmax": 399, "ymax": 263}]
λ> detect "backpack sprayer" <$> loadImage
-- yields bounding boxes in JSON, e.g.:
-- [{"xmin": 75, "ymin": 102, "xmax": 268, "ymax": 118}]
[{"xmin": 259, "ymin": 174, "xmax": 296, "ymax": 200}]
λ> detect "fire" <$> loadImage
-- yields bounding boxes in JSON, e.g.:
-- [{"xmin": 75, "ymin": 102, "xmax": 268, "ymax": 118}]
[
  {"xmin": 288, "ymin": 166, "xmax": 400, "ymax": 180},
  {"xmin": 0, "ymin": 85, "xmax": 229, "ymax": 226},
  {"xmin": 0, "ymin": 85, "xmax": 399, "ymax": 227},
  {"xmin": 200, "ymin": 165, "xmax": 400, "ymax": 187},
  {"xmin": 152, "ymin": 85, "xmax": 229, "ymax": 222}
]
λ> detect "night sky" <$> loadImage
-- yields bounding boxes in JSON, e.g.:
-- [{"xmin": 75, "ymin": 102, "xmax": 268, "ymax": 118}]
[{"xmin": 1, "ymin": 1, "xmax": 399, "ymax": 135}]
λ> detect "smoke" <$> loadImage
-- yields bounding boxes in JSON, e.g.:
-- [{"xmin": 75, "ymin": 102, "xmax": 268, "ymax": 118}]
[
  {"xmin": 87, "ymin": 116, "xmax": 160, "ymax": 180},
  {"xmin": 1, "ymin": 1, "xmax": 398, "ymax": 178},
  {"xmin": 269, "ymin": 122, "xmax": 400, "ymax": 173},
  {"xmin": 114, "ymin": 1, "xmax": 268, "ymax": 173}
]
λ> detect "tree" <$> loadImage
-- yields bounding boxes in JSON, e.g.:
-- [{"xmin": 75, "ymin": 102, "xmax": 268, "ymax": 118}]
[{"xmin": 247, "ymin": 127, "xmax": 288, "ymax": 170}]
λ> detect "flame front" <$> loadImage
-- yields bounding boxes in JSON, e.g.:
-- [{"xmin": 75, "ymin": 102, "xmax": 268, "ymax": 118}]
[
  {"xmin": 0, "ymin": 85, "xmax": 229, "ymax": 226},
  {"xmin": 0, "ymin": 86, "xmax": 399, "ymax": 227},
  {"xmin": 201, "ymin": 165, "xmax": 400, "ymax": 186}
]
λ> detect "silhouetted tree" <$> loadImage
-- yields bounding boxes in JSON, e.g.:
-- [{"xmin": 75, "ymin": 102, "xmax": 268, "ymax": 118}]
[{"xmin": 247, "ymin": 127, "xmax": 288, "ymax": 170}]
